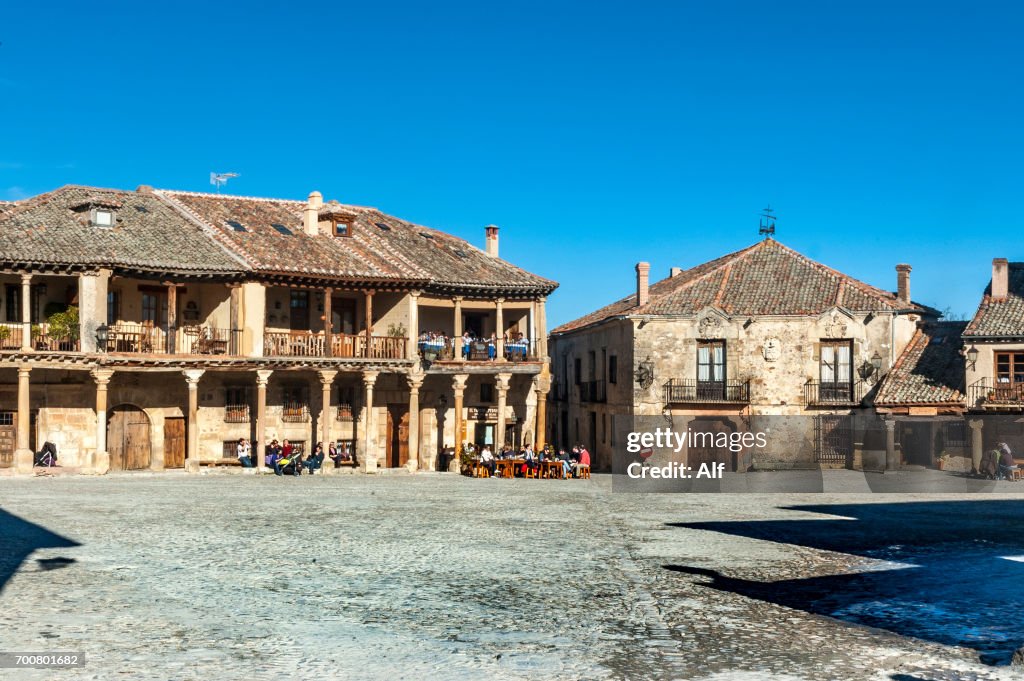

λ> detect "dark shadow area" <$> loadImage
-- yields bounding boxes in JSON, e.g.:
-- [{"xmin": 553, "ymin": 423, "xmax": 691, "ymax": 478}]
[
  {"xmin": 0, "ymin": 508, "xmax": 80, "ymax": 592},
  {"xmin": 667, "ymin": 500, "xmax": 1024, "ymax": 665}
]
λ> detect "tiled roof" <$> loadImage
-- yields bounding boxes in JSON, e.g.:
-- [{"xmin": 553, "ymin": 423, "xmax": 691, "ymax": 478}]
[
  {"xmin": 0, "ymin": 186, "xmax": 245, "ymax": 274},
  {"xmin": 157, "ymin": 190, "xmax": 557, "ymax": 295},
  {"xmin": 963, "ymin": 262, "xmax": 1024, "ymax": 337},
  {"xmin": 875, "ymin": 322, "xmax": 966, "ymax": 406},
  {"xmin": 552, "ymin": 239, "xmax": 928, "ymax": 334}
]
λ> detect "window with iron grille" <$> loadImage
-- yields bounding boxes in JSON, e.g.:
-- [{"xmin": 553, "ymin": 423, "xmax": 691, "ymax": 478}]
[
  {"xmin": 282, "ymin": 385, "xmax": 310, "ymax": 422},
  {"xmin": 943, "ymin": 421, "xmax": 968, "ymax": 449},
  {"xmin": 222, "ymin": 441, "xmax": 237, "ymax": 458},
  {"xmin": 224, "ymin": 386, "xmax": 250, "ymax": 423},
  {"xmin": 0, "ymin": 411, "xmax": 12, "ymax": 426},
  {"xmin": 819, "ymin": 341, "xmax": 853, "ymax": 402},
  {"xmin": 336, "ymin": 386, "xmax": 355, "ymax": 421},
  {"xmin": 697, "ymin": 340, "xmax": 726, "ymax": 400}
]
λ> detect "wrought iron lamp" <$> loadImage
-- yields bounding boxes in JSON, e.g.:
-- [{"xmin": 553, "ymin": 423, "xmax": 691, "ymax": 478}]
[
  {"xmin": 966, "ymin": 345, "xmax": 979, "ymax": 370},
  {"xmin": 95, "ymin": 323, "xmax": 109, "ymax": 352}
]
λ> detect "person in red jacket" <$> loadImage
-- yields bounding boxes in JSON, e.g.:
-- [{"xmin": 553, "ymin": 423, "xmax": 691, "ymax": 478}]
[{"xmin": 572, "ymin": 445, "xmax": 591, "ymax": 477}]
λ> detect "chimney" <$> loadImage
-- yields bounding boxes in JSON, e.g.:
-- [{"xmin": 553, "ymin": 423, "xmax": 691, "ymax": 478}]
[
  {"xmin": 895, "ymin": 264, "xmax": 911, "ymax": 304},
  {"xmin": 670, "ymin": 267, "xmax": 683, "ymax": 278},
  {"xmin": 304, "ymin": 191, "xmax": 323, "ymax": 236},
  {"xmin": 636, "ymin": 262, "xmax": 650, "ymax": 307},
  {"xmin": 485, "ymin": 225, "xmax": 499, "ymax": 258},
  {"xmin": 992, "ymin": 258, "xmax": 1009, "ymax": 301}
]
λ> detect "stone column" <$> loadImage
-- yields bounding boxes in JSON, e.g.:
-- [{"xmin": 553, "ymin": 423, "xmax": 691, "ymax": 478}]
[
  {"xmin": 495, "ymin": 297, "xmax": 506, "ymax": 361},
  {"xmin": 255, "ymin": 370, "xmax": 272, "ymax": 472},
  {"xmin": 407, "ymin": 290, "xmax": 421, "ymax": 360},
  {"xmin": 884, "ymin": 417, "xmax": 897, "ymax": 471},
  {"xmin": 969, "ymin": 418, "xmax": 984, "ymax": 474},
  {"xmin": 536, "ymin": 296, "xmax": 548, "ymax": 358},
  {"xmin": 166, "ymin": 282, "xmax": 178, "ymax": 353},
  {"xmin": 184, "ymin": 369, "xmax": 205, "ymax": 472},
  {"xmin": 91, "ymin": 368, "xmax": 114, "ymax": 474},
  {"xmin": 534, "ymin": 372, "xmax": 551, "ymax": 451},
  {"xmin": 14, "ymin": 365, "xmax": 33, "ymax": 473},
  {"xmin": 78, "ymin": 269, "xmax": 110, "ymax": 353},
  {"xmin": 241, "ymin": 282, "xmax": 266, "ymax": 357},
  {"xmin": 451, "ymin": 373, "xmax": 468, "ymax": 472},
  {"xmin": 228, "ymin": 284, "xmax": 241, "ymax": 355},
  {"xmin": 407, "ymin": 373, "xmax": 423, "ymax": 472},
  {"xmin": 323, "ymin": 288, "xmax": 333, "ymax": 357},
  {"xmin": 495, "ymin": 372, "xmax": 511, "ymax": 449},
  {"xmin": 453, "ymin": 296, "xmax": 464, "ymax": 359},
  {"xmin": 361, "ymin": 370, "xmax": 379, "ymax": 472},
  {"xmin": 319, "ymin": 370, "xmax": 337, "ymax": 472},
  {"xmin": 20, "ymin": 273, "xmax": 32, "ymax": 351}
]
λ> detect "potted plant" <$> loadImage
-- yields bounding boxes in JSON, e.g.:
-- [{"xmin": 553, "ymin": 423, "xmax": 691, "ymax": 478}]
[
  {"xmin": 44, "ymin": 306, "xmax": 80, "ymax": 351},
  {"xmin": 0, "ymin": 325, "xmax": 10, "ymax": 348},
  {"xmin": 937, "ymin": 452, "xmax": 950, "ymax": 471}
]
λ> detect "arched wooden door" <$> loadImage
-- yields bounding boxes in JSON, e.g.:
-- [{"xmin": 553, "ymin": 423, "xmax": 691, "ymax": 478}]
[{"xmin": 108, "ymin": 405, "xmax": 151, "ymax": 471}]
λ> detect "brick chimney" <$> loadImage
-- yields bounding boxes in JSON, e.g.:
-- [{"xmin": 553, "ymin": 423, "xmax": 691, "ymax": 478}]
[
  {"xmin": 992, "ymin": 258, "xmax": 1009, "ymax": 301},
  {"xmin": 485, "ymin": 225, "xmax": 499, "ymax": 258},
  {"xmin": 896, "ymin": 264, "xmax": 912, "ymax": 304},
  {"xmin": 303, "ymin": 191, "xmax": 323, "ymax": 236},
  {"xmin": 636, "ymin": 262, "xmax": 650, "ymax": 307}
]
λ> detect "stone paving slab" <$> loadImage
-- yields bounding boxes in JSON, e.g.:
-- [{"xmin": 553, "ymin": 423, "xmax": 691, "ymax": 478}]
[{"xmin": 0, "ymin": 474, "xmax": 1022, "ymax": 680}]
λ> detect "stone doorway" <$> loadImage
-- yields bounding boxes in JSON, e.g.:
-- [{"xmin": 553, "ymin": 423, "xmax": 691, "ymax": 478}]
[{"xmin": 108, "ymin": 405, "xmax": 151, "ymax": 471}]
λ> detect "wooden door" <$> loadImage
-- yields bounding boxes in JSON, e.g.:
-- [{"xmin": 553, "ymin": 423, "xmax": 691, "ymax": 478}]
[
  {"xmin": 0, "ymin": 411, "xmax": 14, "ymax": 468},
  {"xmin": 332, "ymin": 298, "xmax": 357, "ymax": 335},
  {"xmin": 108, "ymin": 406, "xmax": 151, "ymax": 471},
  {"xmin": 386, "ymin": 404, "xmax": 409, "ymax": 468},
  {"xmin": 687, "ymin": 418, "xmax": 737, "ymax": 472},
  {"xmin": 163, "ymin": 417, "xmax": 185, "ymax": 468}
]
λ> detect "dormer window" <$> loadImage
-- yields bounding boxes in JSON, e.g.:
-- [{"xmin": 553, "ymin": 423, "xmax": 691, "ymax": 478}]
[
  {"xmin": 333, "ymin": 219, "xmax": 351, "ymax": 237},
  {"xmin": 93, "ymin": 209, "xmax": 114, "ymax": 227}
]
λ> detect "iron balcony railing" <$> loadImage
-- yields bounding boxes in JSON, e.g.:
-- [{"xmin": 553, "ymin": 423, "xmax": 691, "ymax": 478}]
[
  {"xmin": 663, "ymin": 379, "xmax": 751, "ymax": 404},
  {"xmin": 416, "ymin": 336, "xmax": 541, "ymax": 363},
  {"xmin": 580, "ymin": 379, "xmax": 607, "ymax": 403},
  {"xmin": 968, "ymin": 377, "xmax": 1024, "ymax": 408},
  {"xmin": 804, "ymin": 380, "xmax": 862, "ymax": 405}
]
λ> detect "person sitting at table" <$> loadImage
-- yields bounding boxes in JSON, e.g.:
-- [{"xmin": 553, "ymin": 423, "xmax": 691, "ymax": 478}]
[
  {"xmin": 521, "ymin": 444, "xmax": 537, "ymax": 476},
  {"xmin": 303, "ymin": 443, "xmax": 326, "ymax": 474},
  {"xmin": 480, "ymin": 445, "xmax": 496, "ymax": 477},
  {"xmin": 572, "ymin": 446, "xmax": 591, "ymax": 478},
  {"xmin": 998, "ymin": 442, "xmax": 1018, "ymax": 480},
  {"xmin": 558, "ymin": 448, "xmax": 573, "ymax": 478}
]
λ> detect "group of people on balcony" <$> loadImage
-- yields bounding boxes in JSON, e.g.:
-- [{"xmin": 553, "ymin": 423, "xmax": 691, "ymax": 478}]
[
  {"xmin": 417, "ymin": 330, "xmax": 531, "ymax": 361},
  {"xmin": 234, "ymin": 437, "xmax": 355, "ymax": 474},
  {"xmin": 474, "ymin": 442, "xmax": 590, "ymax": 478}
]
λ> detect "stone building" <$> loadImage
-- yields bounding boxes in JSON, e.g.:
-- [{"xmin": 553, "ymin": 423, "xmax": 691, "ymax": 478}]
[
  {"xmin": 548, "ymin": 238, "xmax": 938, "ymax": 471},
  {"xmin": 0, "ymin": 185, "xmax": 556, "ymax": 474}
]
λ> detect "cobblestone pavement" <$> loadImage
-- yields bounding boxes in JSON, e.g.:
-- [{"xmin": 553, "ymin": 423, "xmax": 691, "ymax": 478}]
[{"xmin": 1, "ymin": 473, "xmax": 1023, "ymax": 680}]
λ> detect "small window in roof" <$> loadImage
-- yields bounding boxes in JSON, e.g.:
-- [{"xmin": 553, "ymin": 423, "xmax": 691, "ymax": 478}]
[
  {"xmin": 93, "ymin": 209, "xmax": 114, "ymax": 227},
  {"xmin": 226, "ymin": 220, "xmax": 246, "ymax": 232},
  {"xmin": 134, "ymin": 205, "xmax": 149, "ymax": 214},
  {"xmin": 375, "ymin": 222, "xmax": 391, "ymax": 231},
  {"xmin": 453, "ymin": 249, "xmax": 469, "ymax": 259},
  {"xmin": 271, "ymin": 223, "xmax": 294, "ymax": 236},
  {"xmin": 420, "ymin": 232, "xmax": 435, "ymax": 240},
  {"xmin": 332, "ymin": 219, "xmax": 352, "ymax": 237}
]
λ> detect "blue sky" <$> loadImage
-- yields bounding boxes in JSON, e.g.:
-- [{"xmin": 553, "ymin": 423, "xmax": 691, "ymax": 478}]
[{"xmin": 2, "ymin": 1, "xmax": 1020, "ymax": 325}]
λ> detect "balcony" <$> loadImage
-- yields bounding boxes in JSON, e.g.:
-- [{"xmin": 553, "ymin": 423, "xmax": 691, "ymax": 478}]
[
  {"xmin": 968, "ymin": 378, "xmax": 1024, "ymax": 409},
  {"xmin": 663, "ymin": 379, "xmax": 751, "ymax": 404},
  {"xmin": 0, "ymin": 323, "xmax": 23, "ymax": 350},
  {"xmin": 580, "ymin": 379, "xmax": 607, "ymax": 403},
  {"xmin": 803, "ymin": 380, "xmax": 862, "ymax": 406},
  {"xmin": 417, "ymin": 336, "xmax": 541, "ymax": 363},
  {"xmin": 98, "ymin": 324, "xmax": 242, "ymax": 356},
  {"xmin": 263, "ymin": 331, "xmax": 406, "ymax": 359}
]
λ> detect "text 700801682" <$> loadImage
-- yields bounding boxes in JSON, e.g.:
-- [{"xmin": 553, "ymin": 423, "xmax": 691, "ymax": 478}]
[{"xmin": 0, "ymin": 652, "xmax": 86, "ymax": 668}]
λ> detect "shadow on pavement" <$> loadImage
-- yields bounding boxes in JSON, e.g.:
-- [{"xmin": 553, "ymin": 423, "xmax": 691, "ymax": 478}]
[
  {"xmin": 0, "ymin": 508, "xmax": 80, "ymax": 593},
  {"xmin": 666, "ymin": 500, "xmax": 1024, "ymax": 665}
]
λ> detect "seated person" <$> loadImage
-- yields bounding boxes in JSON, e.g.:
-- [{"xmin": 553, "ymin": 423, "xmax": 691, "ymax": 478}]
[
  {"xmin": 304, "ymin": 443, "xmax": 326, "ymax": 474},
  {"xmin": 480, "ymin": 445, "xmax": 496, "ymax": 476},
  {"xmin": 522, "ymin": 444, "xmax": 537, "ymax": 475},
  {"xmin": 265, "ymin": 440, "xmax": 282, "ymax": 468},
  {"xmin": 572, "ymin": 446, "xmax": 591, "ymax": 477},
  {"xmin": 276, "ymin": 439, "xmax": 301, "ymax": 476},
  {"xmin": 998, "ymin": 442, "xmax": 1018, "ymax": 480},
  {"xmin": 236, "ymin": 438, "xmax": 253, "ymax": 468},
  {"xmin": 558, "ymin": 448, "xmax": 572, "ymax": 477}
]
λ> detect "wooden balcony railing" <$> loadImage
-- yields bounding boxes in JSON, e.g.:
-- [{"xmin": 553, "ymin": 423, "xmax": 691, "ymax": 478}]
[
  {"xmin": 664, "ymin": 379, "xmax": 751, "ymax": 404},
  {"xmin": 804, "ymin": 380, "xmax": 862, "ymax": 405},
  {"xmin": 264, "ymin": 331, "xmax": 407, "ymax": 359},
  {"xmin": 178, "ymin": 326, "xmax": 241, "ymax": 355},
  {"xmin": 968, "ymin": 378, "xmax": 1024, "ymax": 408},
  {"xmin": 98, "ymin": 323, "xmax": 166, "ymax": 354}
]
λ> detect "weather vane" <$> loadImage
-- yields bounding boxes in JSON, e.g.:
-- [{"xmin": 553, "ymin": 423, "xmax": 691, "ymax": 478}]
[{"xmin": 759, "ymin": 206, "xmax": 776, "ymax": 237}]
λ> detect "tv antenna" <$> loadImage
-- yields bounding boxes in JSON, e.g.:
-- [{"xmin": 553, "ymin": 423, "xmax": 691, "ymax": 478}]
[
  {"xmin": 210, "ymin": 172, "xmax": 239, "ymax": 192},
  {"xmin": 758, "ymin": 206, "xmax": 776, "ymax": 237}
]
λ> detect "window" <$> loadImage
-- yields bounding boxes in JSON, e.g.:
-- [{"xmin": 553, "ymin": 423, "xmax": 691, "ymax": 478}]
[
  {"xmin": 290, "ymin": 290, "xmax": 309, "ymax": 330},
  {"xmin": 336, "ymin": 386, "xmax": 355, "ymax": 421},
  {"xmin": 574, "ymin": 357, "xmax": 582, "ymax": 385},
  {"xmin": 107, "ymin": 291, "xmax": 121, "ymax": 325},
  {"xmin": 943, "ymin": 421, "xmax": 968, "ymax": 449},
  {"xmin": 4, "ymin": 285, "xmax": 19, "ymax": 323},
  {"xmin": 282, "ymin": 385, "xmax": 309, "ymax": 422},
  {"xmin": 820, "ymin": 341, "xmax": 853, "ymax": 401},
  {"xmin": 814, "ymin": 415, "xmax": 853, "ymax": 463},
  {"xmin": 0, "ymin": 411, "xmax": 12, "ymax": 426},
  {"xmin": 271, "ymin": 223, "xmax": 294, "ymax": 236},
  {"xmin": 994, "ymin": 352, "xmax": 1024, "ymax": 401},
  {"xmin": 222, "ymin": 441, "xmax": 237, "ymax": 458},
  {"xmin": 608, "ymin": 355, "xmax": 617, "ymax": 384},
  {"xmin": 141, "ymin": 292, "xmax": 167, "ymax": 326},
  {"xmin": 480, "ymin": 383, "xmax": 494, "ymax": 403},
  {"xmin": 93, "ymin": 209, "xmax": 114, "ymax": 227},
  {"xmin": 333, "ymin": 219, "xmax": 351, "ymax": 237},
  {"xmin": 225, "ymin": 387, "xmax": 250, "ymax": 423},
  {"xmin": 697, "ymin": 340, "xmax": 726, "ymax": 399}
]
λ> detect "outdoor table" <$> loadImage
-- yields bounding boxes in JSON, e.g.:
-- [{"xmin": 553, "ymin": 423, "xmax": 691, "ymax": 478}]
[
  {"xmin": 540, "ymin": 460, "xmax": 563, "ymax": 479},
  {"xmin": 495, "ymin": 459, "xmax": 515, "ymax": 478}
]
